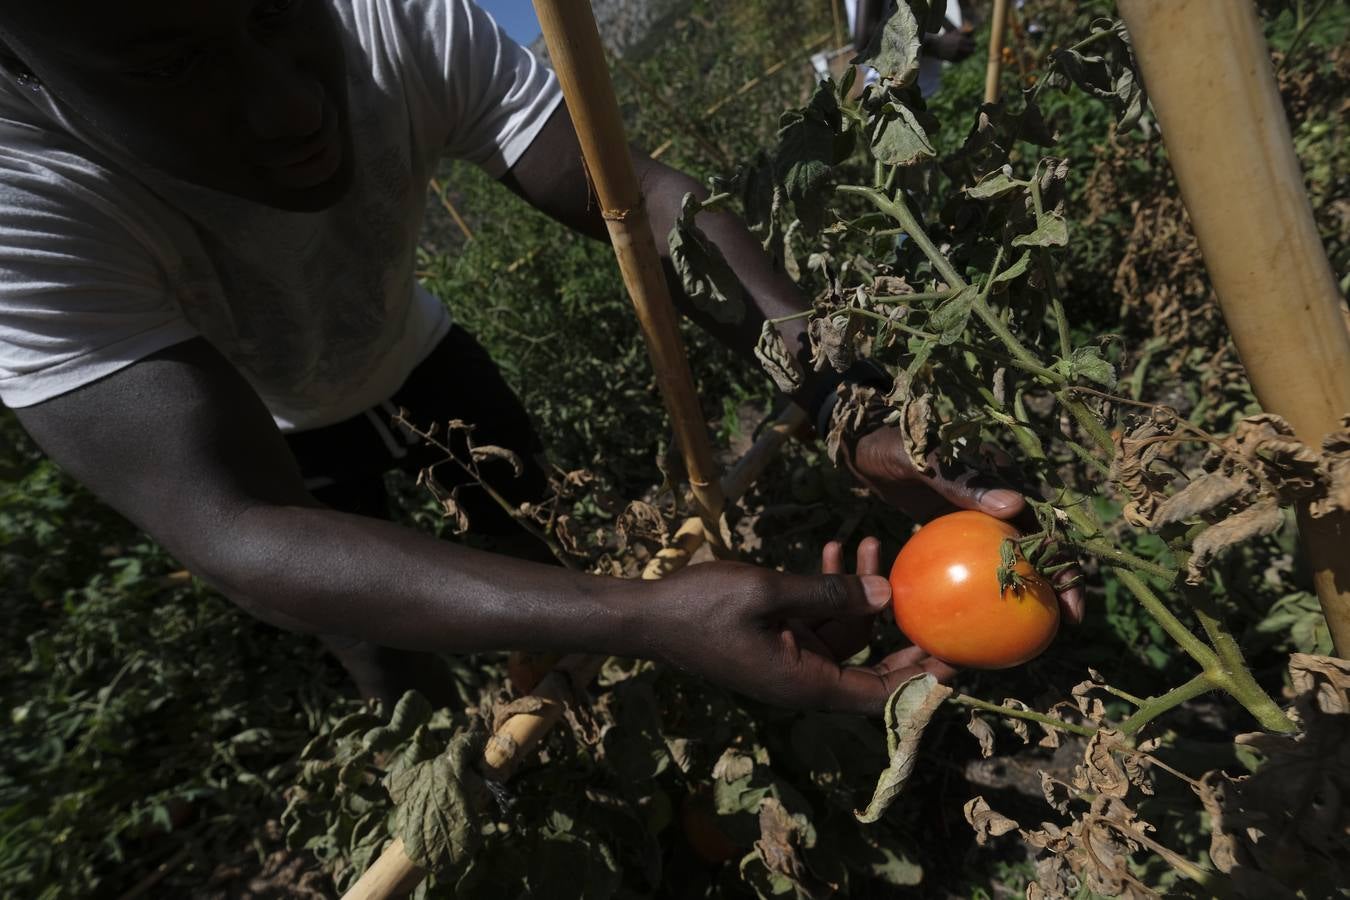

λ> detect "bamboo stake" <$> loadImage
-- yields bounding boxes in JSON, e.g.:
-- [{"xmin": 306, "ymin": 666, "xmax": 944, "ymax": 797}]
[
  {"xmin": 341, "ymin": 838, "xmax": 425, "ymax": 900},
  {"xmin": 984, "ymin": 0, "xmax": 1009, "ymax": 104},
  {"xmin": 1118, "ymin": 0, "xmax": 1350, "ymax": 654},
  {"xmin": 643, "ymin": 404, "xmax": 809, "ymax": 579},
  {"xmin": 533, "ymin": 0, "xmax": 726, "ymax": 540},
  {"xmin": 830, "ymin": 0, "xmax": 846, "ymax": 50}
]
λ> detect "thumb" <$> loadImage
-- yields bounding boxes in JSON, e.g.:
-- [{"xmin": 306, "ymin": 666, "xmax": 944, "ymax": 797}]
[
  {"xmin": 773, "ymin": 573, "xmax": 891, "ymax": 620},
  {"xmin": 924, "ymin": 463, "xmax": 1026, "ymax": 520}
]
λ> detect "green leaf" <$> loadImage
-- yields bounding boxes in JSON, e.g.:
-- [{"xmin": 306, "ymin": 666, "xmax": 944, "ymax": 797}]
[
  {"xmin": 385, "ymin": 729, "xmax": 484, "ymax": 870},
  {"xmin": 992, "ymin": 251, "xmax": 1032, "ymax": 284},
  {"xmin": 928, "ymin": 285, "xmax": 977, "ymax": 345},
  {"xmin": 966, "ymin": 171, "xmax": 1021, "ymax": 200},
  {"xmin": 774, "ymin": 82, "xmax": 841, "ymax": 230},
  {"xmin": 1066, "ymin": 345, "xmax": 1117, "ymax": 388},
  {"xmin": 870, "ymin": 101, "xmax": 936, "ymax": 167},
  {"xmin": 668, "ymin": 193, "xmax": 746, "ymax": 324},
  {"xmin": 851, "ymin": 0, "xmax": 922, "ymax": 86},
  {"xmin": 1012, "ymin": 210, "xmax": 1069, "ymax": 248},
  {"xmin": 856, "ymin": 675, "xmax": 952, "ymax": 823}
]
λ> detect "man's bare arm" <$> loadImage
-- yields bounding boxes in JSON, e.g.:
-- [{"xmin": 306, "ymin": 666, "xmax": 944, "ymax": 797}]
[
  {"xmin": 14, "ymin": 339, "xmax": 913, "ymax": 712},
  {"xmin": 13, "ymin": 339, "xmax": 635, "ymax": 653}
]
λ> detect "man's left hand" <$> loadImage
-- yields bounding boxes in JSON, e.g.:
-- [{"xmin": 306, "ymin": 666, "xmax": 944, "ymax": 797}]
[{"xmin": 842, "ymin": 426, "xmax": 1086, "ymax": 625}]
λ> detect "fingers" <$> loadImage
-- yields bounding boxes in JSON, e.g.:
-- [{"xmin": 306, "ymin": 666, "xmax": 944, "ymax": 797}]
[
  {"xmin": 854, "ymin": 536, "xmax": 881, "ymax": 576},
  {"xmin": 921, "ymin": 458, "xmax": 1025, "ymax": 520},
  {"xmin": 820, "ymin": 540, "xmax": 844, "ymax": 575},
  {"xmin": 772, "ymin": 572, "xmax": 891, "ymax": 621},
  {"xmin": 1054, "ymin": 569, "xmax": 1086, "ymax": 625}
]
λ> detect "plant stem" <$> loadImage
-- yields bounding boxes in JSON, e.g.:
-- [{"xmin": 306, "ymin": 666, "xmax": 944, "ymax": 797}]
[
  {"xmin": 1101, "ymin": 684, "xmax": 1146, "ymax": 707},
  {"xmin": 837, "ymin": 186, "xmax": 967, "ymax": 289},
  {"xmin": 1111, "ymin": 567, "xmax": 1219, "ymax": 672},
  {"xmin": 1189, "ymin": 593, "xmax": 1299, "ymax": 734},
  {"xmin": 1115, "ymin": 673, "xmax": 1213, "ymax": 735},
  {"xmin": 872, "ymin": 289, "xmax": 955, "ymax": 304},
  {"xmin": 1037, "ymin": 251, "xmax": 1073, "ymax": 360},
  {"xmin": 1070, "ymin": 535, "xmax": 1177, "ymax": 583},
  {"xmin": 769, "ymin": 310, "xmax": 814, "ymax": 324},
  {"xmin": 951, "ymin": 693, "xmax": 1097, "ymax": 737}
]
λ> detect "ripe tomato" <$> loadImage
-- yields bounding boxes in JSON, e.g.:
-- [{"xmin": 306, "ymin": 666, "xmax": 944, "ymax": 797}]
[{"xmin": 889, "ymin": 510, "xmax": 1059, "ymax": 669}]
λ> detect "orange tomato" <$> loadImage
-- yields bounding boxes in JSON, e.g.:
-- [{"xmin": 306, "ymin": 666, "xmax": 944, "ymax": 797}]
[{"xmin": 889, "ymin": 510, "xmax": 1059, "ymax": 669}]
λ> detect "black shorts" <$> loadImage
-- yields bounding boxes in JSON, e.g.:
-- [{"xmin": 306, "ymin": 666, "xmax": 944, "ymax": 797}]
[{"xmin": 284, "ymin": 326, "xmax": 549, "ymax": 534}]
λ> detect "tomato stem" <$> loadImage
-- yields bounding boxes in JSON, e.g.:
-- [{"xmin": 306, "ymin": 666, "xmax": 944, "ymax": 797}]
[{"xmin": 950, "ymin": 693, "xmax": 1098, "ymax": 737}]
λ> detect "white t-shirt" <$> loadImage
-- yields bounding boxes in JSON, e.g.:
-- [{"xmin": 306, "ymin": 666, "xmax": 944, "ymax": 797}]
[{"xmin": 0, "ymin": 0, "xmax": 562, "ymax": 431}]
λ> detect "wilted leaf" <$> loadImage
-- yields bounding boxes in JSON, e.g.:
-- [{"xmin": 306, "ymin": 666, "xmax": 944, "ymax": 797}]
[
  {"xmin": 964, "ymin": 796, "xmax": 1019, "ymax": 845},
  {"xmin": 712, "ymin": 746, "xmax": 757, "ymax": 783},
  {"xmin": 669, "ymin": 192, "xmax": 746, "ymax": 324},
  {"xmin": 1083, "ymin": 729, "xmax": 1129, "ymax": 799},
  {"xmin": 1064, "ymin": 345, "xmax": 1116, "ymax": 388},
  {"xmin": 1012, "ymin": 210, "xmax": 1069, "ymax": 248},
  {"xmin": 1152, "ymin": 471, "xmax": 1252, "ymax": 527},
  {"xmin": 1186, "ymin": 499, "xmax": 1285, "ymax": 585},
  {"xmin": 439, "ymin": 487, "xmax": 471, "ymax": 535},
  {"xmin": 754, "ymin": 320, "xmax": 805, "ymax": 394},
  {"xmin": 469, "ymin": 445, "xmax": 523, "ymax": 477},
  {"xmin": 363, "ymin": 691, "xmax": 434, "ymax": 753},
  {"xmin": 966, "ymin": 713, "xmax": 995, "ymax": 758},
  {"xmin": 386, "ymin": 730, "xmax": 484, "ymax": 870},
  {"xmin": 928, "ymin": 285, "xmax": 977, "ymax": 345},
  {"xmin": 808, "ymin": 312, "xmax": 860, "ymax": 373},
  {"xmin": 967, "ymin": 170, "xmax": 1020, "ymax": 200},
  {"xmin": 992, "ymin": 251, "xmax": 1032, "ymax": 284},
  {"xmin": 871, "ymin": 99, "xmax": 936, "ymax": 167},
  {"xmin": 1312, "ymin": 415, "xmax": 1350, "ymax": 518},
  {"xmin": 855, "ymin": 674, "xmax": 952, "ymax": 823},
  {"xmin": 1040, "ymin": 772, "xmax": 1073, "ymax": 814},
  {"xmin": 774, "ymin": 82, "xmax": 841, "ymax": 230},
  {"xmin": 851, "ymin": 0, "xmax": 921, "ymax": 85}
]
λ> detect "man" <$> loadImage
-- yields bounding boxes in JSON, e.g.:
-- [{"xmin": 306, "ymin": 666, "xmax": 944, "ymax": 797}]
[{"xmin": 0, "ymin": 0, "xmax": 1080, "ymax": 714}]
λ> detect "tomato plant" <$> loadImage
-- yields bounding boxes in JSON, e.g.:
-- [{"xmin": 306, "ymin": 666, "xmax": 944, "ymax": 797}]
[{"xmin": 889, "ymin": 510, "xmax": 1058, "ymax": 669}]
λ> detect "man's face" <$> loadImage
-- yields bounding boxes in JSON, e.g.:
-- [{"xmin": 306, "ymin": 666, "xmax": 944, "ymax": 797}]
[{"xmin": 6, "ymin": 0, "xmax": 354, "ymax": 211}]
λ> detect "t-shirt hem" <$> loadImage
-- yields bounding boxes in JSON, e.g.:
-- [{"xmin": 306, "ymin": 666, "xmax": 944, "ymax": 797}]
[{"xmin": 0, "ymin": 319, "xmax": 200, "ymax": 408}]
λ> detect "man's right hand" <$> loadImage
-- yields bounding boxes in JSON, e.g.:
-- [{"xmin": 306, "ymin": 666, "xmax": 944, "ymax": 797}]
[{"xmin": 641, "ymin": 549, "xmax": 955, "ymax": 716}]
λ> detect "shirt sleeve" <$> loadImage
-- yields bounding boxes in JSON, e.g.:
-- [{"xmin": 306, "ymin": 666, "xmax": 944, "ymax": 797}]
[
  {"xmin": 0, "ymin": 154, "xmax": 197, "ymax": 409},
  {"xmin": 390, "ymin": 0, "xmax": 564, "ymax": 176}
]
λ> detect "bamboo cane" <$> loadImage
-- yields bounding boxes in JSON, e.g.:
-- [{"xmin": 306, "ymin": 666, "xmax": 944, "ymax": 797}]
[
  {"xmin": 533, "ymin": 0, "xmax": 727, "ymax": 539},
  {"xmin": 984, "ymin": 0, "xmax": 1009, "ymax": 104},
  {"xmin": 643, "ymin": 404, "xmax": 809, "ymax": 578},
  {"xmin": 1118, "ymin": 0, "xmax": 1350, "ymax": 655}
]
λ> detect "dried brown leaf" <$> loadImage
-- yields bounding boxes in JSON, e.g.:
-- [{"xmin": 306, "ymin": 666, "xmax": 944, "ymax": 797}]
[
  {"xmin": 1185, "ymin": 498, "xmax": 1285, "ymax": 585},
  {"xmin": 966, "ymin": 712, "xmax": 996, "ymax": 758},
  {"xmin": 1040, "ymin": 772, "xmax": 1073, "ymax": 815},
  {"xmin": 469, "ymin": 444, "xmax": 524, "ymax": 477},
  {"xmin": 963, "ymin": 796, "xmax": 1019, "ymax": 845},
  {"xmin": 1083, "ymin": 729, "xmax": 1130, "ymax": 799},
  {"xmin": 1311, "ymin": 415, "xmax": 1350, "ymax": 518},
  {"xmin": 754, "ymin": 320, "xmax": 805, "ymax": 394},
  {"xmin": 1152, "ymin": 471, "xmax": 1253, "ymax": 528}
]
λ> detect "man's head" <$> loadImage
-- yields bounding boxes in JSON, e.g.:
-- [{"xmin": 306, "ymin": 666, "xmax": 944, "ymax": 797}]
[{"xmin": 2, "ymin": 0, "xmax": 354, "ymax": 211}]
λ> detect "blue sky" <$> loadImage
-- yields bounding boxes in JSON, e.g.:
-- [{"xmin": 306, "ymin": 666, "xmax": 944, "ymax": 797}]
[{"xmin": 477, "ymin": 0, "xmax": 542, "ymax": 45}]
